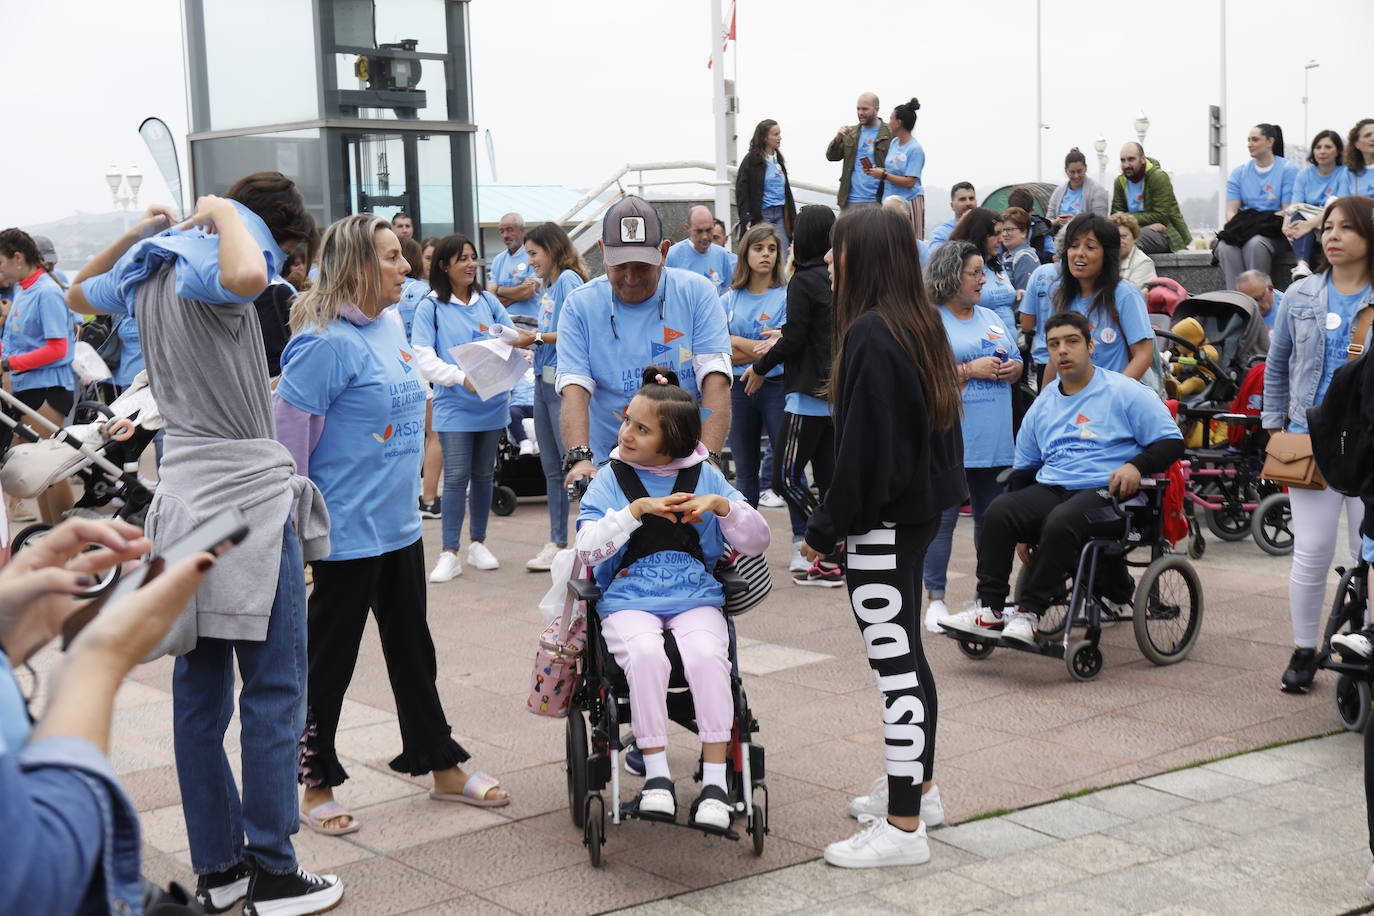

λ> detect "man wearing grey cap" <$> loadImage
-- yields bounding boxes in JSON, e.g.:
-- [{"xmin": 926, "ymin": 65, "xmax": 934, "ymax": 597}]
[
  {"xmin": 30, "ymin": 235, "xmax": 69, "ymax": 287},
  {"xmin": 556, "ymin": 196, "xmax": 732, "ymax": 487}
]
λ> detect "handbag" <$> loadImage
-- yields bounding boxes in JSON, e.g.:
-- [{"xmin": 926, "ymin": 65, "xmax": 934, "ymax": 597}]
[
  {"xmin": 526, "ymin": 560, "xmax": 588, "ymax": 718},
  {"xmin": 1262, "ymin": 430, "xmax": 1324, "ymax": 490},
  {"xmin": 717, "ymin": 546, "xmax": 772, "ymax": 616}
]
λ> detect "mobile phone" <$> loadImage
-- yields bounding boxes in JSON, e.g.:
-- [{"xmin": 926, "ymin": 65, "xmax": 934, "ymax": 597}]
[
  {"xmin": 61, "ymin": 507, "xmax": 250, "ymax": 646},
  {"xmin": 860, "ymin": 156, "xmax": 873, "ymax": 170}
]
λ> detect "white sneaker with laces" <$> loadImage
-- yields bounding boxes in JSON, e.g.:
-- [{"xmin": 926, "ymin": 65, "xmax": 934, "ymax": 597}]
[
  {"xmin": 428, "ymin": 551, "xmax": 462, "ymax": 583},
  {"xmin": 1002, "ymin": 610, "xmax": 1039, "ymax": 646},
  {"xmin": 847, "ymin": 777, "xmax": 944, "ymax": 827},
  {"xmin": 468, "ymin": 542, "xmax": 500, "ymax": 570},
  {"xmin": 1332, "ymin": 632, "xmax": 1373, "ymax": 659},
  {"xmin": 789, "ymin": 540, "xmax": 811, "ymax": 573},
  {"xmin": 824, "ymin": 815, "xmax": 930, "ymax": 868},
  {"xmin": 758, "ymin": 489, "xmax": 786, "ymax": 509},
  {"xmin": 526, "ymin": 542, "xmax": 562, "ymax": 572},
  {"xmin": 938, "ymin": 604, "xmax": 1003, "ymax": 636},
  {"xmin": 924, "ymin": 598, "xmax": 949, "ymax": 634}
]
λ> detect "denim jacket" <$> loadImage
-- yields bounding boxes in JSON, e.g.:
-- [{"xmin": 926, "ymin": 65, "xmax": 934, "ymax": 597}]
[{"xmin": 1263, "ymin": 273, "xmax": 1374, "ymax": 430}]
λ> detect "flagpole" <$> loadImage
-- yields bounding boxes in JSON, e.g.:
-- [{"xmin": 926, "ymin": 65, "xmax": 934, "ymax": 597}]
[{"xmin": 710, "ymin": 0, "xmax": 731, "ymax": 227}]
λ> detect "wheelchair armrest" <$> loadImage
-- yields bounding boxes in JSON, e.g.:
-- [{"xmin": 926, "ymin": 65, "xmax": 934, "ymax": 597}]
[
  {"xmin": 717, "ymin": 566, "xmax": 750, "ymax": 597},
  {"xmin": 567, "ymin": 577, "xmax": 603, "ymax": 603}
]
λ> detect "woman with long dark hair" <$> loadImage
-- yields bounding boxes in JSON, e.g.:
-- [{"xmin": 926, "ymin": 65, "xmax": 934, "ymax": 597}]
[
  {"xmin": 802, "ymin": 207, "xmax": 966, "ymax": 868},
  {"xmin": 1044, "ymin": 213, "xmax": 1154, "ymax": 382},
  {"xmin": 948, "ymin": 207, "xmax": 1017, "ymax": 333},
  {"xmin": 736, "ymin": 119, "xmax": 797, "ymax": 253},
  {"xmin": 1218, "ymin": 123, "xmax": 1300, "ymax": 289},
  {"xmin": 1283, "ymin": 129, "xmax": 1347, "ymax": 279}
]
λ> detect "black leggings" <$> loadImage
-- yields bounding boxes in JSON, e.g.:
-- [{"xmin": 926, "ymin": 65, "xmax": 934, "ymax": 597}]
[
  {"xmin": 844, "ymin": 518, "xmax": 940, "ymax": 818},
  {"xmin": 775, "ymin": 411, "xmax": 833, "ymax": 523}
]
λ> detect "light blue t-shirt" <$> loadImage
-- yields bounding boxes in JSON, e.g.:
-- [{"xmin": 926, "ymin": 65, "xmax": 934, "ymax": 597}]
[
  {"xmin": 0, "ymin": 653, "xmax": 31, "ymax": 754},
  {"xmin": 1291, "ymin": 164, "xmax": 1348, "ymax": 207},
  {"xmin": 917, "ymin": 238, "xmax": 931, "ymax": 269},
  {"xmin": 1066, "ymin": 280, "xmax": 1154, "ymax": 373},
  {"xmin": 395, "ymin": 277, "xmax": 431, "ymax": 341},
  {"xmin": 941, "ymin": 305, "xmax": 1015, "ymax": 467},
  {"xmin": 762, "ymin": 155, "xmax": 787, "ymax": 207},
  {"xmin": 411, "ymin": 290, "xmax": 515, "ymax": 432},
  {"xmin": 882, "ymin": 136, "xmax": 925, "ymax": 201},
  {"xmin": 664, "ymin": 239, "xmax": 735, "ymax": 293},
  {"xmin": 533, "ymin": 269, "xmax": 585, "ymax": 381},
  {"xmin": 1226, "ymin": 159, "xmax": 1298, "ymax": 211},
  {"xmin": 1263, "ymin": 289, "xmax": 1284, "ymax": 331},
  {"xmin": 1339, "ymin": 169, "xmax": 1374, "ymax": 199},
  {"xmin": 578, "ymin": 458, "xmax": 743, "ymax": 617},
  {"xmin": 1059, "ymin": 185, "xmax": 1085, "ymax": 218},
  {"xmin": 1018, "ymin": 262, "xmax": 1062, "ymax": 365},
  {"xmin": 980, "ymin": 265, "xmax": 1018, "ymax": 334},
  {"xmin": 489, "ymin": 246, "xmax": 537, "ymax": 317},
  {"xmin": 277, "ymin": 312, "xmax": 425, "ymax": 561},
  {"xmin": 1126, "ymin": 178, "xmax": 1146, "ymax": 213},
  {"xmin": 929, "ymin": 217, "xmax": 958, "ymax": 250},
  {"xmin": 848, "ymin": 125, "xmax": 882, "ymax": 203},
  {"xmin": 1312, "ymin": 277, "xmax": 1372, "ymax": 408},
  {"xmin": 556, "ymin": 269, "xmax": 731, "ymax": 462},
  {"xmin": 1016, "ymin": 366, "xmax": 1182, "ymax": 490},
  {"xmin": 512, "ymin": 370, "xmax": 535, "ymax": 407},
  {"xmin": 3, "ymin": 272, "xmax": 74, "ymax": 392},
  {"xmin": 722, "ymin": 286, "xmax": 787, "ymax": 378},
  {"xmin": 112, "ymin": 315, "xmax": 145, "ymax": 388},
  {"xmin": 785, "ymin": 391, "xmax": 829, "ymax": 417}
]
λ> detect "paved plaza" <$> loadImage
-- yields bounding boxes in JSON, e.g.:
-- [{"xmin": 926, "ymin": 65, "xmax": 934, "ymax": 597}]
[{"xmin": 31, "ymin": 496, "xmax": 1371, "ymax": 914}]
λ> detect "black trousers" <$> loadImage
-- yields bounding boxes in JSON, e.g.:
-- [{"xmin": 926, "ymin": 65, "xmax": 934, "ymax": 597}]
[
  {"xmin": 775, "ymin": 412, "xmax": 834, "ymax": 524},
  {"xmin": 298, "ymin": 538, "xmax": 467, "ymax": 787},
  {"xmin": 845, "ymin": 519, "xmax": 939, "ymax": 818},
  {"xmin": 976, "ymin": 484, "xmax": 1134, "ymax": 614}
]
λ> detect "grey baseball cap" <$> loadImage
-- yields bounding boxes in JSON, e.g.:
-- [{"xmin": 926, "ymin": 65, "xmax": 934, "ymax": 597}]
[
  {"xmin": 32, "ymin": 235, "xmax": 57, "ymax": 266},
  {"xmin": 601, "ymin": 196, "xmax": 663, "ymax": 267}
]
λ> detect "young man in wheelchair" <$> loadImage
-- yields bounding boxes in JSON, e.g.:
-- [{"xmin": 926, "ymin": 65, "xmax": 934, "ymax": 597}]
[{"xmin": 940, "ymin": 311, "xmax": 1184, "ymax": 645}]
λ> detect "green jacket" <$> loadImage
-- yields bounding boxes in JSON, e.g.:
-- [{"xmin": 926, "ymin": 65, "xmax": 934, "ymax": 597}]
[
  {"xmin": 825, "ymin": 122, "xmax": 892, "ymax": 207},
  {"xmin": 1111, "ymin": 157, "xmax": 1191, "ymax": 251}
]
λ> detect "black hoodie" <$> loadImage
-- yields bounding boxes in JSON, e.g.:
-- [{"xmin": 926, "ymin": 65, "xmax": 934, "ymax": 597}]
[{"xmin": 751, "ymin": 257, "xmax": 831, "ymax": 398}]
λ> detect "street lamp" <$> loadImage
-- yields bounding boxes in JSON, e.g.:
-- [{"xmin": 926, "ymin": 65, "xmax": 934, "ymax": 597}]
[
  {"xmin": 105, "ymin": 165, "xmax": 144, "ymax": 231},
  {"xmin": 1133, "ymin": 111, "xmax": 1150, "ymax": 146},
  {"xmin": 1093, "ymin": 135, "xmax": 1108, "ymax": 187},
  {"xmin": 1301, "ymin": 59, "xmax": 1320, "ymax": 157}
]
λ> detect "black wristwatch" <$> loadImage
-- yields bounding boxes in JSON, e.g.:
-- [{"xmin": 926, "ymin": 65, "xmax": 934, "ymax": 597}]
[
  {"xmin": 707, "ymin": 450, "xmax": 723, "ymax": 468},
  {"xmin": 562, "ymin": 445, "xmax": 594, "ymax": 474}
]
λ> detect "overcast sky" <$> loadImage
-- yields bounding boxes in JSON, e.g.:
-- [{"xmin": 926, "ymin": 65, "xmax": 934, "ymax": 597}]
[{"xmin": 8, "ymin": 0, "xmax": 1372, "ymax": 226}]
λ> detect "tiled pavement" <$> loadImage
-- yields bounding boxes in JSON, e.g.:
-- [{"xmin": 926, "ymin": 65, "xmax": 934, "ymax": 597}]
[{"xmin": 25, "ymin": 496, "xmax": 1372, "ymax": 914}]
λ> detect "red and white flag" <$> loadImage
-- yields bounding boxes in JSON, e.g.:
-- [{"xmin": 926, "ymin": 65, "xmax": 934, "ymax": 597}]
[{"xmin": 707, "ymin": 0, "xmax": 736, "ymax": 68}]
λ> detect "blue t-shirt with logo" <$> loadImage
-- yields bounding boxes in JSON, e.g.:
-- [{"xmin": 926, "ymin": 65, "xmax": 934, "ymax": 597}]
[
  {"xmin": 722, "ymin": 286, "xmax": 787, "ymax": 378},
  {"xmin": 941, "ymin": 305, "xmax": 1015, "ymax": 467},
  {"xmin": 277, "ymin": 311, "xmax": 425, "ymax": 561},
  {"xmin": 1291, "ymin": 164, "xmax": 1348, "ymax": 207},
  {"xmin": 1312, "ymin": 276, "xmax": 1373, "ymax": 410},
  {"xmin": 1018, "ymin": 262, "xmax": 1062, "ymax": 365},
  {"xmin": 882, "ymin": 136, "xmax": 925, "ymax": 201},
  {"xmin": 762, "ymin": 155, "xmax": 787, "ymax": 207},
  {"xmin": 664, "ymin": 239, "xmax": 735, "ymax": 293},
  {"xmin": 556, "ymin": 269, "xmax": 731, "ymax": 462},
  {"xmin": 395, "ymin": 277, "xmax": 430, "ymax": 341},
  {"xmin": 3, "ymin": 272, "xmax": 74, "ymax": 393},
  {"xmin": 848, "ymin": 125, "xmax": 882, "ymax": 203},
  {"xmin": 1226, "ymin": 159, "xmax": 1298, "ymax": 211},
  {"xmin": 1066, "ymin": 280, "xmax": 1153, "ymax": 373},
  {"xmin": 489, "ymin": 246, "xmax": 536, "ymax": 317},
  {"xmin": 980, "ymin": 265, "xmax": 1018, "ymax": 334},
  {"xmin": 785, "ymin": 392, "xmax": 829, "ymax": 416},
  {"xmin": 929, "ymin": 217, "xmax": 958, "ymax": 251},
  {"xmin": 1059, "ymin": 185, "xmax": 1085, "ymax": 218},
  {"xmin": 411, "ymin": 290, "xmax": 515, "ymax": 432},
  {"xmin": 1016, "ymin": 366, "xmax": 1181, "ymax": 490},
  {"xmin": 533, "ymin": 268, "xmax": 585, "ymax": 381},
  {"xmin": 1339, "ymin": 169, "xmax": 1374, "ymax": 199},
  {"xmin": 579, "ymin": 458, "xmax": 743, "ymax": 618},
  {"xmin": 1126, "ymin": 178, "xmax": 1146, "ymax": 213}
]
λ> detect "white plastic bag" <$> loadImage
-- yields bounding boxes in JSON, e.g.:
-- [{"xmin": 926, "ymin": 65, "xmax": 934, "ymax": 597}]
[
  {"xmin": 537, "ymin": 548, "xmax": 578, "ymax": 623},
  {"xmin": 72, "ymin": 340, "xmax": 112, "ymax": 385}
]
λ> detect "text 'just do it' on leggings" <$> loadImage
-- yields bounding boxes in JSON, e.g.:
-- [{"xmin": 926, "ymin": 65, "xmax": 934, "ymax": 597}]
[{"xmin": 845, "ymin": 519, "xmax": 939, "ymax": 819}]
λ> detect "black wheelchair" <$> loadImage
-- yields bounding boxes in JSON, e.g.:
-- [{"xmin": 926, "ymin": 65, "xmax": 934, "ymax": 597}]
[
  {"xmin": 563, "ymin": 568, "xmax": 768, "ymax": 866},
  {"xmin": 944, "ymin": 478, "xmax": 1204, "ymax": 681},
  {"xmin": 1319, "ymin": 559, "xmax": 1373, "ymax": 732}
]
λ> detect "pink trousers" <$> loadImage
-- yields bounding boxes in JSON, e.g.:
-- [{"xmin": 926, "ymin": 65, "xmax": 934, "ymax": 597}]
[{"xmin": 599, "ymin": 606, "xmax": 733, "ymax": 748}]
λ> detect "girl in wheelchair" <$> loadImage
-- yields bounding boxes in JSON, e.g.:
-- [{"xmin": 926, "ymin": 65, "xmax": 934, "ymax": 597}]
[{"xmin": 574, "ymin": 367, "xmax": 769, "ymax": 831}]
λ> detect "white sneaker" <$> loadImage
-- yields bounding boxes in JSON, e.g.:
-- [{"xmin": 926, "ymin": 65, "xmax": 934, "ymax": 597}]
[
  {"xmin": 526, "ymin": 542, "xmax": 562, "ymax": 572},
  {"xmin": 789, "ymin": 540, "xmax": 811, "ymax": 574},
  {"xmin": 924, "ymin": 598, "xmax": 949, "ymax": 634},
  {"xmin": 638, "ymin": 787, "xmax": 675, "ymax": 818},
  {"xmin": 468, "ymin": 542, "xmax": 500, "ymax": 570},
  {"xmin": 428, "ymin": 551, "xmax": 462, "ymax": 583},
  {"xmin": 1292, "ymin": 260, "xmax": 1313, "ymax": 281},
  {"xmin": 1332, "ymin": 631, "xmax": 1374, "ymax": 659},
  {"xmin": 518, "ymin": 439, "xmax": 536, "ymax": 456},
  {"xmin": 758, "ymin": 489, "xmax": 786, "ymax": 509},
  {"xmin": 692, "ymin": 796, "xmax": 732, "ymax": 830},
  {"xmin": 847, "ymin": 777, "xmax": 944, "ymax": 828},
  {"xmin": 938, "ymin": 604, "xmax": 1003, "ymax": 636},
  {"xmin": 1002, "ymin": 610, "xmax": 1039, "ymax": 646},
  {"xmin": 824, "ymin": 816, "xmax": 930, "ymax": 868}
]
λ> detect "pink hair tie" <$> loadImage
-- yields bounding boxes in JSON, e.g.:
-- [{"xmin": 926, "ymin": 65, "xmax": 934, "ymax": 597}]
[{"xmin": 655, "ymin": 374, "xmax": 668, "ymax": 385}]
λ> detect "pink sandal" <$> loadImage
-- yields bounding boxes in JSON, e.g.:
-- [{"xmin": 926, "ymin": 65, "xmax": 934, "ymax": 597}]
[
  {"xmin": 300, "ymin": 800, "xmax": 360, "ymax": 836},
  {"xmin": 429, "ymin": 771, "xmax": 510, "ymax": 807}
]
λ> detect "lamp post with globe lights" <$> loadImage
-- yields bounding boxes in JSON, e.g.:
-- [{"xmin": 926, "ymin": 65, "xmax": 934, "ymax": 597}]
[
  {"xmin": 1134, "ymin": 111, "xmax": 1150, "ymax": 147},
  {"xmin": 106, "ymin": 165, "xmax": 144, "ymax": 231},
  {"xmin": 1093, "ymin": 135, "xmax": 1108, "ymax": 187}
]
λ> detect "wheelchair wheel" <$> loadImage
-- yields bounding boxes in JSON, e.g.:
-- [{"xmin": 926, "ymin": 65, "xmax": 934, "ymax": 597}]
[
  {"xmin": 1066, "ymin": 640, "xmax": 1104, "ymax": 681},
  {"xmin": 1133, "ymin": 555, "xmax": 1203, "ymax": 665},
  {"xmin": 1015, "ymin": 564, "xmax": 1071, "ymax": 639},
  {"xmin": 1335, "ymin": 674, "xmax": 1372, "ymax": 733},
  {"xmin": 492, "ymin": 485, "xmax": 518, "ymax": 516},
  {"xmin": 1251, "ymin": 493, "xmax": 1294, "ymax": 556},
  {"xmin": 1202, "ymin": 504, "xmax": 1252, "ymax": 542},
  {"xmin": 584, "ymin": 794, "xmax": 605, "ymax": 867},
  {"xmin": 11, "ymin": 522, "xmax": 53, "ymax": 554},
  {"xmin": 749, "ymin": 787, "xmax": 767, "ymax": 857},
  {"xmin": 956, "ymin": 638, "xmax": 995, "ymax": 660},
  {"xmin": 566, "ymin": 712, "xmax": 589, "ymax": 828}
]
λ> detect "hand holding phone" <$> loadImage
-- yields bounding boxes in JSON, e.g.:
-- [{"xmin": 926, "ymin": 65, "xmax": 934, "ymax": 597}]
[{"xmin": 860, "ymin": 156, "xmax": 874, "ymax": 170}]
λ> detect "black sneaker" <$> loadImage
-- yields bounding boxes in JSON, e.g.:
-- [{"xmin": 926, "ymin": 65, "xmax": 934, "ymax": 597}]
[
  {"xmin": 195, "ymin": 861, "xmax": 251, "ymax": 913},
  {"xmin": 244, "ymin": 865, "xmax": 343, "ymax": 916},
  {"xmin": 1280, "ymin": 648, "xmax": 1319, "ymax": 694},
  {"xmin": 419, "ymin": 497, "xmax": 441, "ymax": 519}
]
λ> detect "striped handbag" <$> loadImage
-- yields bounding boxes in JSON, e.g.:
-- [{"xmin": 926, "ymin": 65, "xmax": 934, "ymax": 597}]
[{"xmin": 718, "ymin": 546, "xmax": 772, "ymax": 615}]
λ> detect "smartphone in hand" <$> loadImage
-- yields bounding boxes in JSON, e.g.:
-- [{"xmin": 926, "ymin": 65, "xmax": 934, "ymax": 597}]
[{"xmin": 860, "ymin": 156, "xmax": 874, "ymax": 170}]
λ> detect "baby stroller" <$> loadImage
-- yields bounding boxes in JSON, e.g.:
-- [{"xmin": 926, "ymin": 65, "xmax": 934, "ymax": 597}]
[{"xmin": 1157, "ymin": 291, "xmax": 1268, "ymax": 411}]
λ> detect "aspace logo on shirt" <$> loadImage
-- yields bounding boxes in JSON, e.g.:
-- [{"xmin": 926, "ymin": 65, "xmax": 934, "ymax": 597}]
[{"xmin": 1072, "ymin": 413, "xmax": 1097, "ymax": 439}]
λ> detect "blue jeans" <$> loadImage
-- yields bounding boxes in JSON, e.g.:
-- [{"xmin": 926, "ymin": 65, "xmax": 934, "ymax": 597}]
[
  {"xmin": 439, "ymin": 428, "xmax": 502, "ymax": 551},
  {"xmin": 761, "ymin": 205, "xmax": 790, "ymax": 255},
  {"xmin": 534, "ymin": 378, "xmax": 568, "ymax": 545},
  {"xmin": 173, "ymin": 523, "xmax": 307, "ymax": 875},
  {"xmin": 729, "ymin": 376, "xmax": 805, "ymax": 537},
  {"xmin": 1291, "ymin": 231, "xmax": 1315, "ymax": 266},
  {"xmin": 922, "ymin": 466, "xmax": 1006, "ymax": 597}
]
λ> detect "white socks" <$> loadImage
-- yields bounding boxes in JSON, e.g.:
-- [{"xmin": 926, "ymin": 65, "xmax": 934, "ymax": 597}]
[
  {"xmin": 702, "ymin": 761, "xmax": 727, "ymax": 792},
  {"xmin": 642, "ymin": 751, "xmax": 671, "ymax": 782}
]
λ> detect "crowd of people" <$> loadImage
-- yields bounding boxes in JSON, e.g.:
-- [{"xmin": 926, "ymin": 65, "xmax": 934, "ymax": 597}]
[{"xmin": 1, "ymin": 92, "xmax": 1374, "ymax": 913}]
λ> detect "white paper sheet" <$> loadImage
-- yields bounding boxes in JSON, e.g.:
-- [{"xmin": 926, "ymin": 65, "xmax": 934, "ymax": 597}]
[{"xmin": 448, "ymin": 339, "xmax": 529, "ymax": 401}]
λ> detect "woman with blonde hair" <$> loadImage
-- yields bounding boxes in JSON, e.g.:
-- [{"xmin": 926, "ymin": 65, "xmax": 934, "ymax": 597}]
[{"xmin": 277, "ymin": 214, "xmax": 509, "ymax": 837}]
